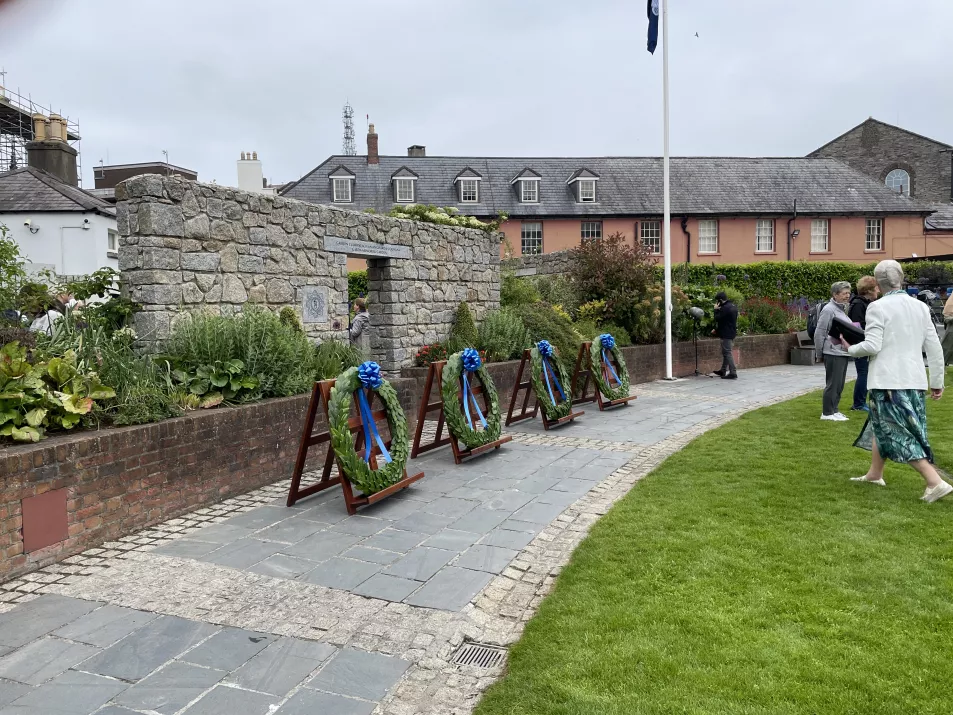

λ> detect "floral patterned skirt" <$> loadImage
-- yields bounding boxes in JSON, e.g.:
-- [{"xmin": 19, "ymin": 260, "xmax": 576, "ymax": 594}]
[{"xmin": 854, "ymin": 389, "xmax": 934, "ymax": 464}]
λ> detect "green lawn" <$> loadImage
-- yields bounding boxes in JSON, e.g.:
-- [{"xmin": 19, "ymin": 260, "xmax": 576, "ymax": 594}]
[{"xmin": 476, "ymin": 369, "xmax": 953, "ymax": 715}]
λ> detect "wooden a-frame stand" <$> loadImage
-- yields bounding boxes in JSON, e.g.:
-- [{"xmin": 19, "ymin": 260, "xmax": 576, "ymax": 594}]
[
  {"xmin": 287, "ymin": 380, "xmax": 424, "ymax": 514},
  {"xmin": 505, "ymin": 349, "xmax": 583, "ymax": 430},
  {"xmin": 571, "ymin": 341, "xmax": 638, "ymax": 411},
  {"xmin": 411, "ymin": 360, "xmax": 512, "ymax": 465}
]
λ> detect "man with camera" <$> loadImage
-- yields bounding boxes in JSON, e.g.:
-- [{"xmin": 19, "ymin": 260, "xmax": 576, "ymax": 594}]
[{"xmin": 713, "ymin": 291, "xmax": 739, "ymax": 380}]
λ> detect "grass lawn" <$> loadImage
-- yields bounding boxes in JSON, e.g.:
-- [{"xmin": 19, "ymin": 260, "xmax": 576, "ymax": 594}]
[{"xmin": 476, "ymin": 369, "xmax": 953, "ymax": 715}]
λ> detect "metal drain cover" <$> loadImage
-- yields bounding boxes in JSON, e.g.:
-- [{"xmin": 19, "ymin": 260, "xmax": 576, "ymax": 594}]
[{"xmin": 451, "ymin": 642, "xmax": 507, "ymax": 668}]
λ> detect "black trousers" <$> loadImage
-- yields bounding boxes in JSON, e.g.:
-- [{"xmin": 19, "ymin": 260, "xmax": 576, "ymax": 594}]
[
  {"xmin": 720, "ymin": 338, "xmax": 737, "ymax": 375},
  {"xmin": 823, "ymin": 355, "xmax": 849, "ymax": 415}
]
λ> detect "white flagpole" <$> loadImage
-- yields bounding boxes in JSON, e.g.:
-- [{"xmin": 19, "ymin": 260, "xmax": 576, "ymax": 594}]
[{"xmin": 661, "ymin": 0, "xmax": 673, "ymax": 380}]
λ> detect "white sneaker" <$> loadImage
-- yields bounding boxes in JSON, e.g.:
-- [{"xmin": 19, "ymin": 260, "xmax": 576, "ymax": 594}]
[
  {"xmin": 820, "ymin": 414, "xmax": 838, "ymax": 421},
  {"xmin": 850, "ymin": 475, "xmax": 886, "ymax": 486},
  {"xmin": 834, "ymin": 413, "xmax": 850, "ymax": 421},
  {"xmin": 922, "ymin": 481, "xmax": 953, "ymax": 503}
]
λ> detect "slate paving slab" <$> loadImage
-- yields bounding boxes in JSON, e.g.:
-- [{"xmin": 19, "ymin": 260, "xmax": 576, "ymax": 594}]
[
  {"xmin": 247, "ymin": 554, "xmax": 316, "ymax": 579},
  {"xmin": 181, "ymin": 684, "xmax": 279, "ymax": 714},
  {"xmin": 0, "ymin": 681, "xmax": 29, "ymax": 709},
  {"xmin": 0, "ymin": 636, "xmax": 99, "ymax": 685},
  {"xmin": 307, "ymin": 648, "xmax": 410, "ymax": 702},
  {"xmin": 226, "ymin": 637, "xmax": 336, "ymax": 696},
  {"xmin": 112, "ymin": 661, "xmax": 225, "ymax": 715},
  {"xmin": 0, "ymin": 595, "xmax": 100, "ymax": 649},
  {"xmin": 52, "ymin": 605, "xmax": 156, "ymax": 648},
  {"xmin": 385, "ymin": 547, "xmax": 454, "ymax": 582},
  {"xmin": 200, "ymin": 539, "xmax": 281, "ymax": 569},
  {"xmin": 421, "ymin": 529, "xmax": 481, "ymax": 553},
  {"xmin": 453, "ymin": 545, "xmax": 519, "ymax": 574},
  {"xmin": 360, "ymin": 529, "xmax": 428, "ymax": 553},
  {"xmin": 5, "ymin": 669, "xmax": 128, "ymax": 713},
  {"xmin": 300, "ymin": 558, "xmax": 382, "ymax": 590},
  {"xmin": 341, "ymin": 546, "xmax": 402, "ymax": 565},
  {"xmin": 281, "ymin": 531, "xmax": 362, "ymax": 561},
  {"xmin": 404, "ymin": 566, "xmax": 493, "ymax": 611},
  {"xmin": 276, "ymin": 688, "xmax": 376, "ymax": 715},
  {"xmin": 352, "ymin": 574, "xmax": 421, "ymax": 602},
  {"xmin": 179, "ymin": 627, "xmax": 275, "ymax": 671}
]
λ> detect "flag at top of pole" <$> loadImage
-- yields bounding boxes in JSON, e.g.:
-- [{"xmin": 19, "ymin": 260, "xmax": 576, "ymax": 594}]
[{"xmin": 647, "ymin": 0, "xmax": 674, "ymax": 379}]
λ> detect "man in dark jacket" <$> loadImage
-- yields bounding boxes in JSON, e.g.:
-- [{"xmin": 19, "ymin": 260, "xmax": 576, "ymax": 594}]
[
  {"xmin": 713, "ymin": 291, "xmax": 739, "ymax": 379},
  {"xmin": 848, "ymin": 276, "xmax": 879, "ymax": 411}
]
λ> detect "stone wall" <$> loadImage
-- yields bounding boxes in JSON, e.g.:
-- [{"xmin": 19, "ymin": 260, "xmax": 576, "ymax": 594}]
[
  {"xmin": 117, "ymin": 175, "xmax": 500, "ymax": 373},
  {"xmin": 502, "ymin": 250, "xmax": 573, "ymax": 277}
]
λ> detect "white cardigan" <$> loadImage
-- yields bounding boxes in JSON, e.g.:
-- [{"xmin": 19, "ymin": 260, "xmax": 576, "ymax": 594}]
[{"xmin": 848, "ymin": 292, "xmax": 945, "ymax": 391}]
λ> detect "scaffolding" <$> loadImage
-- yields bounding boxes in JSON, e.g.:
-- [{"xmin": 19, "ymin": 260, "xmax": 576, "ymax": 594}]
[
  {"xmin": 0, "ymin": 79, "xmax": 82, "ymax": 185},
  {"xmin": 342, "ymin": 102, "xmax": 356, "ymax": 156}
]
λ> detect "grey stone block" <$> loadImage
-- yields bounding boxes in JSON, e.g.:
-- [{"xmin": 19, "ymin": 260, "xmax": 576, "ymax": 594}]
[
  {"xmin": 184, "ymin": 215, "xmax": 210, "ymax": 239},
  {"xmin": 341, "ymin": 546, "xmax": 402, "ymax": 565},
  {"xmin": 421, "ymin": 497, "xmax": 478, "ymax": 519},
  {"xmin": 138, "ymin": 203, "xmax": 184, "ymax": 237},
  {"xmin": 392, "ymin": 512, "xmax": 456, "ymax": 535},
  {"xmin": 359, "ymin": 529, "xmax": 427, "ymax": 553},
  {"xmin": 0, "ymin": 595, "xmax": 101, "ymax": 649},
  {"xmin": 226, "ymin": 638, "xmax": 336, "ymax": 696},
  {"xmin": 8, "ymin": 669, "xmax": 128, "ymax": 713},
  {"xmin": 281, "ymin": 531, "xmax": 361, "ymax": 562},
  {"xmin": 223, "ymin": 506, "xmax": 289, "ymax": 530},
  {"xmin": 180, "ymin": 252, "xmax": 221, "ymax": 271},
  {"xmin": 498, "ymin": 518, "xmax": 543, "ymax": 534},
  {"xmin": 300, "ymin": 557, "xmax": 381, "ymax": 590},
  {"xmin": 0, "ymin": 680, "xmax": 29, "ymax": 708},
  {"xmin": 421, "ymin": 529, "xmax": 481, "ymax": 553},
  {"xmin": 140, "ymin": 247, "xmax": 180, "ymax": 270},
  {"xmin": 248, "ymin": 554, "xmax": 318, "ymax": 579},
  {"xmin": 238, "ymin": 255, "xmax": 264, "ymax": 273},
  {"xmin": 485, "ymin": 490, "xmax": 535, "ymax": 512},
  {"xmin": 253, "ymin": 518, "xmax": 326, "ymax": 545},
  {"xmin": 0, "ymin": 636, "xmax": 99, "ymax": 685},
  {"xmin": 307, "ymin": 648, "xmax": 410, "ymax": 701},
  {"xmin": 181, "ymin": 684, "xmax": 278, "ymax": 714},
  {"xmin": 352, "ymin": 574, "xmax": 421, "ymax": 602},
  {"xmin": 180, "ymin": 627, "xmax": 275, "ymax": 671},
  {"xmin": 449, "ymin": 507, "xmax": 509, "ymax": 534},
  {"xmin": 481, "ymin": 527, "xmax": 535, "ymax": 551},
  {"xmin": 404, "ymin": 566, "xmax": 493, "ymax": 611},
  {"xmin": 276, "ymin": 688, "xmax": 375, "ymax": 715},
  {"xmin": 113, "ymin": 661, "xmax": 225, "ymax": 714},
  {"xmin": 201, "ymin": 539, "xmax": 281, "ymax": 569},
  {"xmin": 53, "ymin": 605, "xmax": 156, "ymax": 648},
  {"xmin": 385, "ymin": 547, "xmax": 454, "ymax": 582},
  {"xmin": 81, "ymin": 615, "xmax": 219, "ymax": 682},
  {"xmin": 453, "ymin": 544, "xmax": 519, "ymax": 574},
  {"xmin": 329, "ymin": 516, "xmax": 392, "ymax": 537},
  {"xmin": 512, "ymin": 500, "xmax": 567, "ymax": 525}
]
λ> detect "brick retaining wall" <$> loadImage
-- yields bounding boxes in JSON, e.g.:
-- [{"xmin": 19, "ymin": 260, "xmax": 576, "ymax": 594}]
[{"xmin": 1, "ymin": 334, "xmax": 795, "ymax": 582}]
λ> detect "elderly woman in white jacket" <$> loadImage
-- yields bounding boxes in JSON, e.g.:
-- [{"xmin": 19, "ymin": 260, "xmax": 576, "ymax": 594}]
[{"xmin": 847, "ymin": 260, "xmax": 948, "ymax": 502}]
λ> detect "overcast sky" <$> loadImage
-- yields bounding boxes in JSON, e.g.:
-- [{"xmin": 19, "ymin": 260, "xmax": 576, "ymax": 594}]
[{"xmin": 2, "ymin": 0, "xmax": 951, "ymax": 189}]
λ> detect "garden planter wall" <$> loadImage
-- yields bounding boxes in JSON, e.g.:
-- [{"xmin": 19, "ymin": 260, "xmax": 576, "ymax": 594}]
[{"xmin": 0, "ymin": 334, "xmax": 796, "ymax": 583}]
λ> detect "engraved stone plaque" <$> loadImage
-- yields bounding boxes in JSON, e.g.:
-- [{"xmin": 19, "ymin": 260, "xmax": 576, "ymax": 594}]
[{"xmin": 301, "ymin": 286, "xmax": 329, "ymax": 324}]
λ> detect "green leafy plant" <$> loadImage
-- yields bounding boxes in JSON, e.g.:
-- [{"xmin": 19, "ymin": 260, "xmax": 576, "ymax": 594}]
[
  {"xmin": 577, "ymin": 300, "xmax": 609, "ymax": 324},
  {"xmin": 171, "ymin": 359, "xmax": 259, "ymax": 407},
  {"xmin": 348, "ymin": 270, "xmax": 369, "ymax": 301},
  {"xmin": 477, "ymin": 309, "xmax": 530, "ymax": 363},
  {"xmin": 743, "ymin": 298, "xmax": 793, "ymax": 335},
  {"xmin": 313, "ymin": 339, "xmax": 364, "ymax": 381},
  {"xmin": 415, "ymin": 343, "xmax": 449, "ymax": 367},
  {"xmin": 0, "ymin": 224, "xmax": 27, "ymax": 315},
  {"xmin": 278, "ymin": 306, "xmax": 304, "ymax": 334},
  {"xmin": 510, "ymin": 302, "xmax": 581, "ymax": 367},
  {"xmin": 533, "ymin": 274, "xmax": 579, "ymax": 316},
  {"xmin": 501, "ymin": 272, "xmax": 541, "ymax": 308},
  {"xmin": 448, "ymin": 302, "xmax": 479, "ymax": 352},
  {"xmin": 387, "ymin": 204, "xmax": 508, "ymax": 233}
]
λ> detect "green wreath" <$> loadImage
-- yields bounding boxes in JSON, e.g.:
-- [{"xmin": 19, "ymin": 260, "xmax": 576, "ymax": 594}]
[
  {"xmin": 440, "ymin": 349, "xmax": 502, "ymax": 450},
  {"xmin": 530, "ymin": 342, "xmax": 573, "ymax": 421},
  {"xmin": 328, "ymin": 364, "xmax": 409, "ymax": 495},
  {"xmin": 588, "ymin": 334, "xmax": 630, "ymax": 401}
]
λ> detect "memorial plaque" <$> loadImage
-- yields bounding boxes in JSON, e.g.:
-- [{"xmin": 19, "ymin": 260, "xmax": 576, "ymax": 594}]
[
  {"xmin": 301, "ymin": 286, "xmax": 329, "ymax": 324},
  {"xmin": 324, "ymin": 235, "xmax": 412, "ymax": 260}
]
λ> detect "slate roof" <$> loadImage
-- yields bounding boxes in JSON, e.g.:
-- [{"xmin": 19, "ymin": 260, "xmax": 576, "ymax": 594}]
[
  {"xmin": 925, "ymin": 203, "xmax": 953, "ymax": 232},
  {"xmin": 811, "ymin": 118, "xmax": 952, "ymax": 156},
  {"xmin": 282, "ymin": 155, "xmax": 933, "ymax": 218},
  {"xmin": 0, "ymin": 167, "xmax": 115, "ymax": 216}
]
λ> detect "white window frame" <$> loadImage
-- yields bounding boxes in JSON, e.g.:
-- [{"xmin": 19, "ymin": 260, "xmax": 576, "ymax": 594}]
[
  {"xmin": 332, "ymin": 177, "xmax": 352, "ymax": 202},
  {"xmin": 697, "ymin": 219, "xmax": 718, "ymax": 254},
  {"xmin": 521, "ymin": 222, "xmax": 543, "ymax": 255},
  {"xmin": 394, "ymin": 178, "xmax": 415, "ymax": 203},
  {"xmin": 107, "ymin": 229, "xmax": 119, "ymax": 253},
  {"xmin": 755, "ymin": 219, "xmax": 775, "ymax": 253},
  {"xmin": 579, "ymin": 180, "xmax": 596, "ymax": 203},
  {"xmin": 865, "ymin": 218, "xmax": 883, "ymax": 251},
  {"xmin": 460, "ymin": 179, "xmax": 479, "ymax": 203},
  {"xmin": 640, "ymin": 220, "xmax": 662, "ymax": 254},
  {"xmin": 520, "ymin": 180, "xmax": 539, "ymax": 203},
  {"xmin": 810, "ymin": 219, "xmax": 830, "ymax": 253},
  {"xmin": 885, "ymin": 169, "xmax": 911, "ymax": 197},
  {"xmin": 580, "ymin": 221, "xmax": 602, "ymax": 241}
]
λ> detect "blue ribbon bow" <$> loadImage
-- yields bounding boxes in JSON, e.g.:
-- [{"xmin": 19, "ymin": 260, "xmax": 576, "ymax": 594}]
[
  {"xmin": 598, "ymin": 335, "xmax": 621, "ymax": 387},
  {"xmin": 356, "ymin": 361, "xmax": 391, "ymax": 465},
  {"xmin": 460, "ymin": 348, "xmax": 488, "ymax": 430},
  {"xmin": 537, "ymin": 341, "xmax": 565, "ymax": 406}
]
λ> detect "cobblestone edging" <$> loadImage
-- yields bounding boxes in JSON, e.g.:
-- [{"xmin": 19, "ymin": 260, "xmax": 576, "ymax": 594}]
[{"xmin": 2, "ymin": 379, "xmax": 819, "ymax": 714}]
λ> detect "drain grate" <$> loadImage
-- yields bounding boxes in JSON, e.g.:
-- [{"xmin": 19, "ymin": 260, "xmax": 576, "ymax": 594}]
[{"xmin": 452, "ymin": 642, "xmax": 507, "ymax": 669}]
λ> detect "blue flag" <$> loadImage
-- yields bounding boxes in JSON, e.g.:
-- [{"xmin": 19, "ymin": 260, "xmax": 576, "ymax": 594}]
[{"xmin": 647, "ymin": 0, "xmax": 659, "ymax": 54}]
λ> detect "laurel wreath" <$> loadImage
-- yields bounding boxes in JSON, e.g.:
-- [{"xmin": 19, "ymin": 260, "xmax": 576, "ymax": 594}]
[
  {"xmin": 588, "ymin": 340, "xmax": 631, "ymax": 401},
  {"xmin": 327, "ymin": 367, "xmax": 410, "ymax": 495},
  {"xmin": 530, "ymin": 347, "xmax": 573, "ymax": 421},
  {"xmin": 440, "ymin": 352, "xmax": 502, "ymax": 450}
]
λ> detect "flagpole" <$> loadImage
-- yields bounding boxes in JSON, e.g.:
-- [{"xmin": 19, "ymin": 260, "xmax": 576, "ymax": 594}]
[{"xmin": 661, "ymin": 0, "xmax": 673, "ymax": 380}]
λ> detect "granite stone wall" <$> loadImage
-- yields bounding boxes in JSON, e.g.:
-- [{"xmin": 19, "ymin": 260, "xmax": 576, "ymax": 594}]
[
  {"xmin": 502, "ymin": 249, "xmax": 573, "ymax": 277},
  {"xmin": 117, "ymin": 175, "xmax": 500, "ymax": 373}
]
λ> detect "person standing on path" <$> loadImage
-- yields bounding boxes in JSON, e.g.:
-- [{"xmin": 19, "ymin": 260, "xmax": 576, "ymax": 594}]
[
  {"xmin": 712, "ymin": 291, "xmax": 739, "ymax": 380},
  {"xmin": 814, "ymin": 281, "xmax": 854, "ymax": 421},
  {"xmin": 846, "ymin": 261, "xmax": 948, "ymax": 502},
  {"xmin": 348, "ymin": 297, "xmax": 371, "ymax": 353},
  {"xmin": 848, "ymin": 276, "xmax": 880, "ymax": 412},
  {"xmin": 942, "ymin": 289, "xmax": 953, "ymax": 366}
]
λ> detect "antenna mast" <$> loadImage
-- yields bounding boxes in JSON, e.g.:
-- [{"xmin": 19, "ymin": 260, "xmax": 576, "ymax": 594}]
[{"xmin": 342, "ymin": 102, "xmax": 356, "ymax": 156}]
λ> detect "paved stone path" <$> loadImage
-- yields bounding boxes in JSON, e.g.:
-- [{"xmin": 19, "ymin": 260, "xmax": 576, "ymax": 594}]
[{"xmin": 0, "ymin": 365, "xmax": 824, "ymax": 714}]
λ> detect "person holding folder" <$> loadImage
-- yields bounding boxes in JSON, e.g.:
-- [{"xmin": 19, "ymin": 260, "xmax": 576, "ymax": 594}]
[{"xmin": 814, "ymin": 281, "xmax": 855, "ymax": 422}]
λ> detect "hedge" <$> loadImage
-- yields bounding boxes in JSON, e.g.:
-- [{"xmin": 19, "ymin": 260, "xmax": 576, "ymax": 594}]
[{"xmin": 348, "ymin": 270, "xmax": 368, "ymax": 302}]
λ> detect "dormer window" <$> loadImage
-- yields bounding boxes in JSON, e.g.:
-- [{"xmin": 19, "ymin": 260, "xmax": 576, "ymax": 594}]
[
  {"xmin": 328, "ymin": 165, "xmax": 356, "ymax": 203},
  {"xmin": 567, "ymin": 168, "xmax": 600, "ymax": 203},
  {"xmin": 391, "ymin": 167, "xmax": 419, "ymax": 203},
  {"xmin": 454, "ymin": 168, "xmax": 483, "ymax": 203},
  {"xmin": 511, "ymin": 169, "xmax": 541, "ymax": 204},
  {"xmin": 332, "ymin": 177, "xmax": 352, "ymax": 202}
]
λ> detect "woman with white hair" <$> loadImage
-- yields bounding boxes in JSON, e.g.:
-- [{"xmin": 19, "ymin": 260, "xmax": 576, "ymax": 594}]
[{"xmin": 847, "ymin": 260, "xmax": 948, "ymax": 502}]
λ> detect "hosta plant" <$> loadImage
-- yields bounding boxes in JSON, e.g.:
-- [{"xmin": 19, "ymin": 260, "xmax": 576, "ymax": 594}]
[{"xmin": 171, "ymin": 359, "xmax": 259, "ymax": 407}]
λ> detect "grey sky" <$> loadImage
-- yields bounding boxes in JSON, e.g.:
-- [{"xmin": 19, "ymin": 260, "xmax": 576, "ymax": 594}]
[{"xmin": 3, "ymin": 0, "xmax": 951, "ymax": 189}]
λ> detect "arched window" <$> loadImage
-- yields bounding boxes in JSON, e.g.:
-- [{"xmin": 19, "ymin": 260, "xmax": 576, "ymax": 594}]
[{"xmin": 885, "ymin": 168, "xmax": 911, "ymax": 196}]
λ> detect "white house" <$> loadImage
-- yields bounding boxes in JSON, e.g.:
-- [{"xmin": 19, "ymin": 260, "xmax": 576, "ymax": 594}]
[{"xmin": 0, "ymin": 167, "xmax": 117, "ymax": 277}]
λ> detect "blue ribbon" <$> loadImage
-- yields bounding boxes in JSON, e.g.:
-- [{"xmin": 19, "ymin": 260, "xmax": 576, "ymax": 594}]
[
  {"xmin": 542, "ymin": 357, "xmax": 566, "ymax": 405},
  {"xmin": 599, "ymin": 333, "xmax": 616, "ymax": 350},
  {"xmin": 601, "ymin": 349, "xmax": 621, "ymax": 387},
  {"xmin": 459, "ymin": 349, "xmax": 488, "ymax": 430},
  {"xmin": 356, "ymin": 362, "xmax": 391, "ymax": 465}
]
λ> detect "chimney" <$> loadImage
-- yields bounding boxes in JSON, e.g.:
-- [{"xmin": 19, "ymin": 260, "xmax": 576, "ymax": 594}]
[
  {"xmin": 407, "ymin": 145, "xmax": 426, "ymax": 158},
  {"xmin": 27, "ymin": 112, "xmax": 78, "ymax": 185},
  {"xmin": 367, "ymin": 123, "xmax": 379, "ymax": 165}
]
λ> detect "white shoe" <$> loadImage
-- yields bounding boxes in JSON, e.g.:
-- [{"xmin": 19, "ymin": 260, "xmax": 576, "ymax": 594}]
[
  {"xmin": 834, "ymin": 413, "xmax": 850, "ymax": 421},
  {"xmin": 850, "ymin": 475, "xmax": 886, "ymax": 486},
  {"xmin": 821, "ymin": 413, "xmax": 849, "ymax": 422},
  {"xmin": 921, "ymin": 481, "xmax": 953, "ymax": 503}
]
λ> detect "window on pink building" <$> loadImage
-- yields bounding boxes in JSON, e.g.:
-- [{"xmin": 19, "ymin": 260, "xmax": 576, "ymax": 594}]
[
  {"xmin": 581, "ymin": 221, "xmax": 602, "ymax": 241},
  {"xmin": 756, "ymin": 219, "xmax": 775, "ymax": 252},
  {"xmin": 865, "ymin": 219, "xmax": 883, "ymax": 251},
  {"xmin": 640, "ymin": 220, "xmax": 662, "ymax": 254},
  {"xmin": 811, "ymin": 219, "xmax": 829, "ymax": 252},
  {"xmin": 698, "ymin": 220, "xmax": 718, "ymax": 254},
  {"xmin": 521, "ymin": 222, "xmax": 543, "ymax": 255}
]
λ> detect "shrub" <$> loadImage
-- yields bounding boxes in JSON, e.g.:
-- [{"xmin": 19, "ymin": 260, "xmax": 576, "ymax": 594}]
[
  {"xmin": 0, "ymin": 224, "xmax": 27, "ymax": 314},
  {"xmin": 62, "ymin": 268, "xmax": 138, "ymax": 332},
  {"xmin": 448, "ymin": 302, "xmax": 479, "ymax": 351},
  {"xmin": 511, "ymin": 302, "xmax": 580, "ymax": 363},
  {"xmin": 533, "ymin": 274, "xmax": 579, "ymax": 315},
  {"xmin": 577, "ymin": 300, "xmax": 608, "ymax": 324},
  {"xmin": 477, "ymin": 309, "xmax": 530, "ymax": 363},
  {"xmin": 743, "ymin": 298, "xmax": 792, "ymax": 335},
  {"xmin": 501, "ymin": 272, "xmax": 541, "ymax": 308},
  {"xmin": 570, "ymin": 232, "xmax": 658, "ymax": 305},
  {"xmin": 572, "ymin": 320, "xmax": 600, "ymax": 344},
  {"xmin": 600, "ymin": 323, "xmax": 632, "ymax": 347},
  {"xmin": 616, "ymin": 284, "xmax": 691, "ymax": 345},
  {"xmin": 349, "ymin": 270, "xmax": 369, "ymax": 301},
  {"xmin": 415, "ymin": 343, "xmax": 449, "ymax": 367},
  {"xmin": 387, "ymin": 204, "xmax": 508, "ymax": 233},
  {"xmin": 279, "ymin": 306, "xmax": 304, "ymax": 334},
  {"xmin": 313, "ymin": 339, "xmax": 364, "ymax": 381},
  {"xmin": 915, "ymin": 263, "xmax": 953, "ymax": 286}
]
